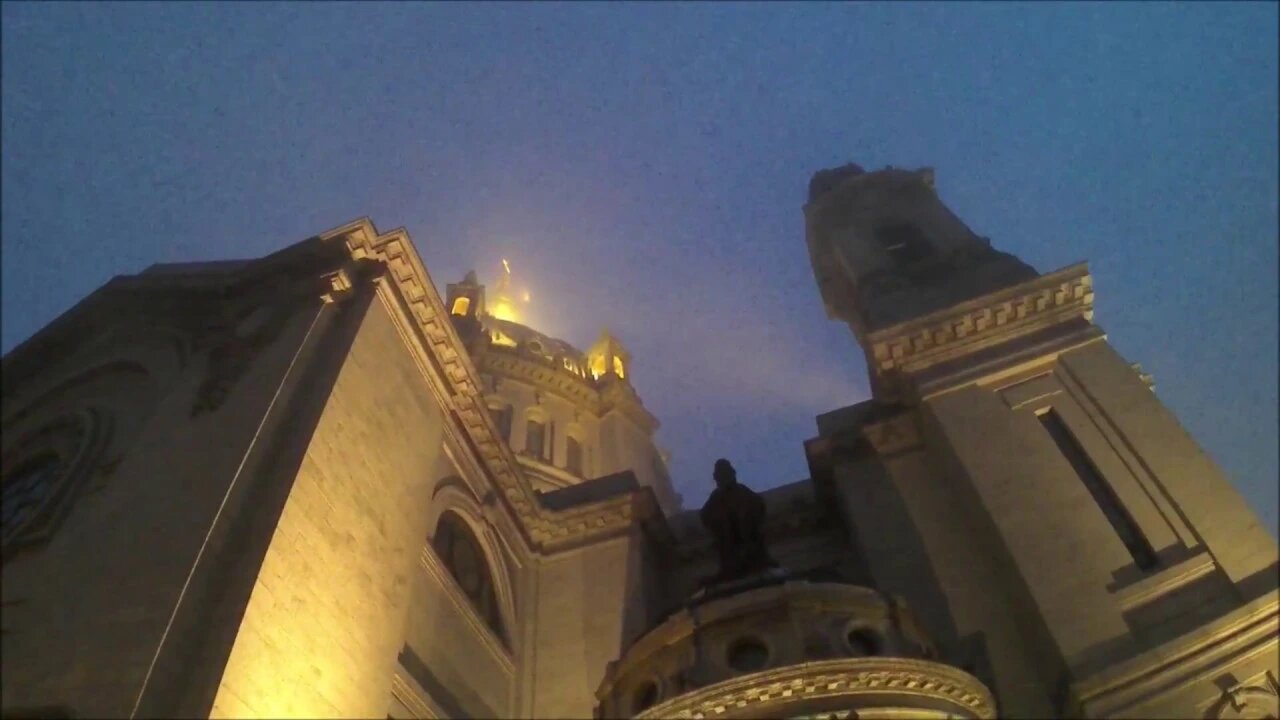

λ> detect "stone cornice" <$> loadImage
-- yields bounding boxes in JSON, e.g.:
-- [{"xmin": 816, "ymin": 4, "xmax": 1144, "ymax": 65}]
[
  {"xmin": 866, "ymin": 263, "xmax": 1094, "ymax": 379},
  {"xmin": 323, "ymin": 219, "xmax": 669, "ymax": 556},
  {"xmin": 612, "ymin": 583, "xmax": 900, "ymax": 684},
  {"xmin": 634, "ymin": 657, "xmax": 996, "ymax": 719},
  {"xmin": 1073, "ymin": 591, "xmax": 1280, "ymax": 717},
  {"xmin": 516, "ymin": 455, "xmax": 582, "ymax": 489},
  {"xmin": 474, "ymin": 348, "xmax": 660, "ymax": 433},
  {"xmin": 476, "ymin": 348, "xmax": 602, "ymax": 409},
  {"xmin": 391, "ymin": 673, "xmax": 441, "ymax": 719}
]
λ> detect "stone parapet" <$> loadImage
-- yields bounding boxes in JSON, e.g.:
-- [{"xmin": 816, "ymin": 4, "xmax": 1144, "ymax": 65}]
[{"xmin": 595, "ymin": 581, "xmax": 994, "ymax": 719}]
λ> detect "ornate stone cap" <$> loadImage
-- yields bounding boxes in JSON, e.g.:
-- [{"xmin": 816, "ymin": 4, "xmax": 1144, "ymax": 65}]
[{"xmin": 866, "ymin": 262, "xmax": 1095, "ymax": 379}]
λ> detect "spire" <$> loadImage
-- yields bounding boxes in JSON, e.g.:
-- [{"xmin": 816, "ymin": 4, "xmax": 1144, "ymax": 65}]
[{"xmin": 488, "ymin": 258, "xmax": 528, "ymax": 324}]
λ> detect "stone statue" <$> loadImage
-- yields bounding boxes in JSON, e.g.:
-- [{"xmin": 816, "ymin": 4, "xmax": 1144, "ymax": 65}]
[{"xmin": 699, "ymin": 459, "xmax": 777, "ymax": 587}]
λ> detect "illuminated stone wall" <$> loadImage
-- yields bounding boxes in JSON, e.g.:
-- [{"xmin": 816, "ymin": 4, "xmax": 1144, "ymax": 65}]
[
  {"xmin": 527, "ymin": 532, "xmax": 653, "ymax": 718},
  {"xmin": 210, "ymin": 296, "xmax": 447, "ymax": 718}
]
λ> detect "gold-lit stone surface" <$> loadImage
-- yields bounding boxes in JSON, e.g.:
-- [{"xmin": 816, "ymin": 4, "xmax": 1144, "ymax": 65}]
[
  {"xmin": 595, "ymin": 581, "xmax": 987, "ymax": 719},
  {"xmin": 632, "ymin": 657, "xmax": 995, "ymax": 720}
]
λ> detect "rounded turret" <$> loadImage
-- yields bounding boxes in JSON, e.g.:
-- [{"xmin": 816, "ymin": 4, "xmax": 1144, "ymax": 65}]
[{"xmin": 595, "ymin": 581, "xmax": 996, "ymax": 719}]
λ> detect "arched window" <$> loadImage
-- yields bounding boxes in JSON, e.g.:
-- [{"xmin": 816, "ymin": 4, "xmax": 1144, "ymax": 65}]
[
  {"xmin": 525, "ymin": 418, "xmax": 547, "ymax": 461},
  {"xmin": 565, "ymin": 436, "xmax": 584, "ymax": 477},
  {"xmin": 432, "ymin": 511, "xmax": 507, "ymax": 644},
  {"xmin": 450, "ymin": 296, "xmax": 471, "ymax": 316},
  {"xmin": 612, "ymin": 356, "xmax": 626, "ymax": 379},
  {"xmin": 2, "ymin": 410, "xmax": 104, "ymax": 554},
  {"xmin": 588, "ymin": 354, "xmax": 606, "ymax": 380},
  {"xmin": 490, "ymin": 329, "xmax": 517, "ymax": 348}
]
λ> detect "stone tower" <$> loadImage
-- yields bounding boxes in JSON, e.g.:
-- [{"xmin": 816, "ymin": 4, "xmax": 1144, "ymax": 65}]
[{"xmin": 803, "ymin": 163, "xmax": 1280, "ymax": 717}]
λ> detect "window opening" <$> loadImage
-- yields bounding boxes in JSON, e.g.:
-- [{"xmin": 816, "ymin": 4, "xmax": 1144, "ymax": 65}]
[
  {"xmin": 431, "ymin": 511, "xmax": 507, "ymax": 643},
  {"xmin": 1038, "ymin": 409, "xmax": 1158, "ymax": 570},
  {"xmin": 525, "ymin": 419, "xmax": 546, "ymax": 461},
  {"xmin": 566, "ymin": 436, "xmax": 583, "ymax": 476}
]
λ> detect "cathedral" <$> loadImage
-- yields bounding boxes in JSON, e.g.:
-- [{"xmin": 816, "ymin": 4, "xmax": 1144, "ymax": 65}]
[{"xmin": 1, "ymin": 164, "xmax": 1276, "ymax": 719}]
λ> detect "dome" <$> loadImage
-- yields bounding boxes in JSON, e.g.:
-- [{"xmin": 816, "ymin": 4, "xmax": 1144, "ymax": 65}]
[
  {"xmin": 478, "ymin": 315, "xmax": 593, "ymax": 382},
  {"xmin": 444, "ymin": 263, "xmax": 681, "ymax": 514}
]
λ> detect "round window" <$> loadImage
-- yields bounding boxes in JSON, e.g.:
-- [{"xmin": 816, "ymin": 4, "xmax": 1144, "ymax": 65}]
[
  {"xmin": 1, "ymin": 454, "xmax": 62, "ymax": 539},
  {"xmin": 726, "ymin": 636, "xmax": 770, "ymax": 672},
  {"xmin": 845, "ymin": 628, "xmax": 881, "ymax": 657},
  {"xmin": 631, "ymin": 680, "xmax": 659, "ymax": 713}
]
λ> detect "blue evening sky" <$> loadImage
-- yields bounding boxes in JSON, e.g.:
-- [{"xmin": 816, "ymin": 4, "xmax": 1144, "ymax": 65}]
[{"xmin": 3, "ymin": 2, "xmax": 1276, "ymax": 534}]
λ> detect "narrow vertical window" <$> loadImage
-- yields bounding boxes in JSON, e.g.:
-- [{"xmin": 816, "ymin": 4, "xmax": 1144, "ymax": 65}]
[
  {"xmin": 525, "ymin": 419, "xmax": 546, "ymax": 461},
  {"xmin": 566, "ymin": 436, "xmax": 583, "ymax": 476},
  {"xmin": 1038, "ymin": 409, "xmax": 1158, "ymax": 570},
  {"xmin": 488, "ymin": 404, "xmax": 512, "ymax": 442}
]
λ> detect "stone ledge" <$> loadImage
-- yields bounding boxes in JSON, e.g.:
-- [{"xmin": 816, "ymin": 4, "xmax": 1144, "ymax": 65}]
[
  {"xmin": 1111, "ymin": 550, "xmax": 1218, "ymax": 611},
  {"xmin": 632, "ymin": 657, "xmax": 996, "ymax": 720},
  {"xmin": 1074, "ymin": 591, "xmax": 1280, "ymax": 717},
  {"xmin": 867, "ymin": 263, "xmax": 1094, "ymax": 377}
]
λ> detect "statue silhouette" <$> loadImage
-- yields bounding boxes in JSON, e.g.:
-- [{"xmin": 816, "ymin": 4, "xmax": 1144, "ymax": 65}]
[{"xmin": 699, "ymin": 458, "xmax": 777, "ymax": 587}]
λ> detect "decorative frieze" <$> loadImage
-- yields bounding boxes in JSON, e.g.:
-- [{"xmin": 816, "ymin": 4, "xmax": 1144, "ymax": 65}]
[
  {"xmin": 867, "ymin": 264, "xmax": 1094, "ymax": 378},
  {"xmin": 632, "ymin": 657, "xmax": 995, "ymax": 719}
]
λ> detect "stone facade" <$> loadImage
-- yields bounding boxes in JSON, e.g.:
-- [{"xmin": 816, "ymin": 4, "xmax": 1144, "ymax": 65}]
[{"xmin": 0, "ymin": 164, "xmax": 1276, "ymax": 720}]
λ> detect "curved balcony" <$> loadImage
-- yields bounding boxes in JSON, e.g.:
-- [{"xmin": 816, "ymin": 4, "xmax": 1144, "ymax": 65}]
[{"xmin": 595, "ymin": 581, "xmax": 995, "ymax": 719}]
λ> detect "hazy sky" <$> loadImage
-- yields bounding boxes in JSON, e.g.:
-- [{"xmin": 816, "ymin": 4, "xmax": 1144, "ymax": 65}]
[{"xmin": 3, "ymin": 3, "xmax": 1276, "ymax": 535}]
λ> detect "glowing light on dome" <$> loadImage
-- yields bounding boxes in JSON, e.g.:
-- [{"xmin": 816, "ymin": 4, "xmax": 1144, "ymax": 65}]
[
  {"xmin": 489, "ymin": 258, "xmax": 525, "ymax": 323},
  {"xmin": 490, "ymin": 297, "xmax": 521, "ymax": 323}
]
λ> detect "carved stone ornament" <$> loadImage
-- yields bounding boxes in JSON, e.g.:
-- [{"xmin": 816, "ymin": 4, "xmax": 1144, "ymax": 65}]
[
  {"xmin": 867, "ymin": 263, "xmax": 1095, "ymax": 377},
  {"xmin": 1210, "ymin": 672, "xmax": 1280, "ymax": 719},
  {"xmin": 632, "ymin": 657, "xmax": 996, "ymax": 720}
]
